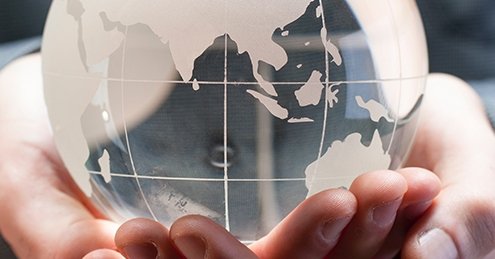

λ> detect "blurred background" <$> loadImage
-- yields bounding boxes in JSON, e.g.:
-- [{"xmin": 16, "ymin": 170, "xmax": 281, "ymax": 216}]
[{"xmin": 1, "ymin": 0, "xmax": 494, "ymax": 257}]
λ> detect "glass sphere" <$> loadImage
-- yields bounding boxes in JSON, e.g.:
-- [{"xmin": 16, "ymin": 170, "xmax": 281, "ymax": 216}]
[{"xmin": 42, "ymin": 0, "xmax": 428, "ymax": 241}]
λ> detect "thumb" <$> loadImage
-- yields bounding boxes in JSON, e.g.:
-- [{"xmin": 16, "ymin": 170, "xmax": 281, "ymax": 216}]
[{"xmin": 402, "ymin": 185, "xmax": 495, "ymax": 259}]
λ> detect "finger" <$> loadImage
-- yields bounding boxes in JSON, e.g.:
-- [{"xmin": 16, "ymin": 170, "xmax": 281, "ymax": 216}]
[
  {"xmin": 396, "ymin": 168, "xmax": 441, "ymax": 219},
  {"xmin": 83, "ymin": 249, "xmax": 124, "ymax": 259},
  {"xmin": 402, "ymin": 184, "xmax": 495, "ymax": 259},
  {"xmin": 374, "ymin": 167, "xmax": 441, "ymax": 258},
  {"xmin": 115, "ymin": 218, "xmax": 181, "ymax": 259},
  {"xmin": 170, "ymin": 215, "xmax": 257, "ymax": 259},
  {"xmin": 249, "ymin": 188, "xmax": 356, "ymax": 259},
  {"xmin": 329, "ymin": 170, "xmax": 407, "ymax": 258}
]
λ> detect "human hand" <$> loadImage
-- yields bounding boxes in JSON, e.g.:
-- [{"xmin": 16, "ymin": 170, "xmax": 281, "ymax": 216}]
[
  {"xmin": 0, "ymin": 54, "xmax": 442, "ymax": 258},
  {"xmin": 100, "ymin": 167, "xmax": 439, "ymax": 259},
  {"xmin": 0, "ymin": 54, "xmax": 124, "ymax": 258},
  {"xmin": 399, "ymin": 74, "xmax": 495, "ymax": 259},
  {"xmin": 112, "ymin": 74, "xmax": 495, "ymax": 259}
]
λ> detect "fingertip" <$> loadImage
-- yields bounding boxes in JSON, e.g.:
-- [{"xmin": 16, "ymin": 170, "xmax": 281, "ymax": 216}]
[
  {"xmin": 121, "ymin": 243, "xmax": 159, "ymax": 259},
  {"xmin": 350, "ymin": 170, "xmax": 408, "ymax": 202},
  {"xmin": 172, "ymin": 234, "xmax": 206, "ymax": 259},
  {"xmin": 115, "ymin": 218, "xmax": 168, "ymax": 248},
  {"xmin": 398, "ymin": 167, "xmax": 441, "ymax": 202},
  {"xmin": 169, "ymin": 215, "xmax": 208, "ymax": 259},
  {"xmin": 329, "ymin": 171, "xmax": 407, "ymax": 258},
  {"xmin": 370, "ymin": 168, "xmax": 441, "ymax": 257},
  {"xmin": 396, "ymin": 168, "xmax": 441, "ymax": 221},
  {"xmin": 170, "ymin": 215, "xmax": 257, "ymax": 259},
  {"xmin": 83, "ymin": 249, "xmax": 125, "ymax": 259},
  {"xmin": 115, "ymin": 218, "xmax": 180, "ymax": 259},
  {"xmin": 252, "ymin": 188, "xmax": 357, "ymax": 259},
  {"xmin": 306, "ymin": 188, "xmax": 358, "ymax": 217}
]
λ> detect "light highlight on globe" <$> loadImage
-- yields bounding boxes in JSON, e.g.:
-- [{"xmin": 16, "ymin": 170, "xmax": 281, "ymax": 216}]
[{"xmin": 42, "ymin": 0, "xmax": 428, "ymax": 241}]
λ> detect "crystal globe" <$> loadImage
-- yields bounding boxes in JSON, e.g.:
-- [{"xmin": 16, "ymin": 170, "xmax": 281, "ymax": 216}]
[{"xmin": 42, "ymin": 0, "xmax": 428, "ymax": 241}]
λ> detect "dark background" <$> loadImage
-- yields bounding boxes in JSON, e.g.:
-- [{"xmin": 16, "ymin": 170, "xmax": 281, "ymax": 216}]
[
  {"xmin": 1, "ymin": 0, "xmax": 494, "ymax": 80},
  {"xmin": 0, "ymin": 0, "xmax": 494, "ymax": 257}
]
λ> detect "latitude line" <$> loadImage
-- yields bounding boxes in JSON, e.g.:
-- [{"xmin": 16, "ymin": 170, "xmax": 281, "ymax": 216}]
[
  {"xmin": 89, "ymin": 171, "xmax": 354, "ymax": 182},
  {"xmin": 43, "ymin": 71, "xmax": 428, "ymax": 85}
]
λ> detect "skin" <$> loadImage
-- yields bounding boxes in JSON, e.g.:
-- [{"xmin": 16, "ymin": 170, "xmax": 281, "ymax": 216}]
[
  {"xmin": 401, "ymin": 75, "xmax": 495, "ymax": 259},
  {"xmin": 0, "ymin": 54, "xmax": 493, "ymax": 258}
]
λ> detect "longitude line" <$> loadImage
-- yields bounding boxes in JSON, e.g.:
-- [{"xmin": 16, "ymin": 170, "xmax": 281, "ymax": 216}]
[
  {"xmin": 311, "ymin": 0, "xmax": 331, "ymax": 192},
  {"xmin": 120, "ymin": 25, "xmax": 157, "ymax": 220},
  {"xmin": 385, "ymin": 0, "xmax": 402, "ymax": 154},
  {"xmin": 223, "ymin": 32, "xmax": 231, "ymax": 231}
]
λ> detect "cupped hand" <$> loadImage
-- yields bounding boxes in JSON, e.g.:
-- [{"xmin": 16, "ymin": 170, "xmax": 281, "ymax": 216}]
[
  {"xmin": 401, "ymin": 74, "xmax": 495, "ymax": 259},
  {"xmin": 109, "ymin": 167, "xmax": 440, "ymax": 259},
  {"xmin": 0, "ymin": 54, "xmax": 126, "ymax": 259},
  {"xmin": 0, "ymin": 54, "xmax": 443, "ymax": 259}
]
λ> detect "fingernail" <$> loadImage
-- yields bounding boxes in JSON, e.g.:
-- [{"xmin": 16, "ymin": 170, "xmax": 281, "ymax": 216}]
[
  {"xmin": 322, "ymin": 217, "xmax": 351, "ymax": 243},
  {"xmin": 418, "ymin": 228, "xmax": 458, "ymax": 259},
  {"xmin": 404, "ymin": 201, "xmax": 432, "ymax": 220},
  {"xmin": 122, "ymin": 243, "xmax": 158, "ymax": 259},
  {"xmin": 372, "ymin": 198, "xmax": 402, "ymax": 227},
  {"xmin": 174, "ymin": 236, "xmax": 206, "ymax": 259}
]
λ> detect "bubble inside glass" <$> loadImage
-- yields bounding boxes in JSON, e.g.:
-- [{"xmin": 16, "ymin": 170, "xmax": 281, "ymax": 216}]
[{"xmin": 42, "ymin": 0, "xmax": 428, "ymax": 241}]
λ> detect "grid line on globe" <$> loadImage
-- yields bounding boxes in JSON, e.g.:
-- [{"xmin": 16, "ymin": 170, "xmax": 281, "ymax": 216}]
[
  {"xmin": 42, "ymin": 0, "xmax": 428, "ymax": 241},
  {"xmin": 119, "ymin": 24, "xmax": 159, "ymax": 222}
]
